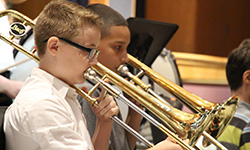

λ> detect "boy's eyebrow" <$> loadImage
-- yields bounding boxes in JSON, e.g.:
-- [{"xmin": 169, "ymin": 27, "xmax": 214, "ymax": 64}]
[
  {"xmin": 113, "ymin": 41, "xmax": 126, "ymax": 44},
  {"xmin": 85, "ymin": 43, "xmax": 98, "ymax": 48}
]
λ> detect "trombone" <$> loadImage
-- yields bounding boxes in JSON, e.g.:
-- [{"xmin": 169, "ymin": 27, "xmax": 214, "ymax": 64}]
[
  {"xmin": 117, "ymin": 54, "xmax": 238, "ymax": 148},
  {"xmin": 0, "ymin": 9, "xmax": 238, "ymax": 150}
]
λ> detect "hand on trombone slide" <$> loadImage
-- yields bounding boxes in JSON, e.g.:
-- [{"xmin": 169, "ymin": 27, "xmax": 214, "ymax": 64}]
[{"xmin": 82, "ymin": 78, "xmax": 119, "ymax": 122}]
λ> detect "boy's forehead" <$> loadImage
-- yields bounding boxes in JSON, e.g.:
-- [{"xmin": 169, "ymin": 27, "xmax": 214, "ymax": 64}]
[
  {"xmin": 75, "ymin": 24, "xmax": 100, "ymax": 36},
  {"xmin": 110, "ymin": 26, "xmax": 129, "ymax": 33},
  {"xmin": 106, "ymin": 26, "xmax": 130, "ymax": 40},
  {"xmin": 76, "ymin": 26, "xmax": 101, "ymax": 47}
]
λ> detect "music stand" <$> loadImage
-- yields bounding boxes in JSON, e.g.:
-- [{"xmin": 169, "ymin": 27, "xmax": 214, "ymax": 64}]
[
  {"xmin": 127, "ymin": 17, "xmax": 178, "ymax": 67},
  {"xmin": 127, "ymin": 18, "xmax": 180, "ymax": 145}
]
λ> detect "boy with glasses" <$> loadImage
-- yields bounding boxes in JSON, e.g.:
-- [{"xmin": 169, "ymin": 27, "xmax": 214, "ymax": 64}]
[{"xmin": 4, "ymin": 1, "xmax": 119, "ymax": 149}]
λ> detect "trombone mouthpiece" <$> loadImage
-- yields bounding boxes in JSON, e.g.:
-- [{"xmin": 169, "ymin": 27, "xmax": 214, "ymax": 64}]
[
  {"xmin": 117, "ymin": 64, "xmax": 129, "ymax": 76},
  {"xmin": 84, "ymin": 68, "xmax": 97, "ymax": 80}
]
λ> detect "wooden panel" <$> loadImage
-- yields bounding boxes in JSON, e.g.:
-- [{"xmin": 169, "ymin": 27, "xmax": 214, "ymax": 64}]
[
  {"xmin": 11, "ymin": 0, "xmax": 52, "ymax": 19},
  {"xmin": 195, "ymin": 1, "xmax": 250, "ymax": 57},
  {"xmin": 145, "ymin": 0, "xmax": 250, "ymax": 57},
  {"xmin": 145, "ymin": 0, "xmax": 198, "ymax": 53},
  {"xmin": 173, "ymin": 52, "xmax": 228, "ymax": 85}
]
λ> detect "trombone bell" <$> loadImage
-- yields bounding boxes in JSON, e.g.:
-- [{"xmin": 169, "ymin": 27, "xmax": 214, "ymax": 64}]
[{"xmin": 124, "ymin": 54, "xmax": 239, "ymax": 148}]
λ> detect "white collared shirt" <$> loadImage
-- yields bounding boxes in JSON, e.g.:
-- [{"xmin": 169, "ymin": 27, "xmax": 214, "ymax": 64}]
[{"xmin": 4, "ymin": 67, "xmax": 94, "ymax": 150}]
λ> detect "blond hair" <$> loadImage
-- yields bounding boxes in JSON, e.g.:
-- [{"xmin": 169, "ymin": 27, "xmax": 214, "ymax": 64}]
[{"xmin": 34, "ymin": 0, "xmax": 103, "ymax": 56}]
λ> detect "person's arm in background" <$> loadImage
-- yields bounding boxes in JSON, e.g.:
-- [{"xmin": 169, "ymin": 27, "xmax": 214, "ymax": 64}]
[{"xmin": 0, "ymin": 75, "xmax": 23, "ymax": 98}]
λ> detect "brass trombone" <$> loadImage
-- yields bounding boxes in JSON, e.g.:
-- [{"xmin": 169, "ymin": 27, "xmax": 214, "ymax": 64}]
[
  {"xmin": 117, "ymin": 54, "xmax": 239, "ymax": 148},
  {"xmin": 0, "ymin": 9, "xmax": 238, "ymax": 150}
]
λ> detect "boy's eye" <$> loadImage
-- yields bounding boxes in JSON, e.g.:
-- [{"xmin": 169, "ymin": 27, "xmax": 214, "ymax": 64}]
[{"xmin": 114, "ymin": 45, "xmax": 122, "ymax": 50}]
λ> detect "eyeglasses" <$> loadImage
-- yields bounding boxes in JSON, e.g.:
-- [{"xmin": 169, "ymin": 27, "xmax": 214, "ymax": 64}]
[{"xmin": 44, "ymin": 37, "xmax": 100, "ymax": 59}]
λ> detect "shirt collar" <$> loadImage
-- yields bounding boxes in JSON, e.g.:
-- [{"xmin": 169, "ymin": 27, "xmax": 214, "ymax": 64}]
[
  {"xmin": 239, "ymin": 100, "xmax": 250, "ymax": 110},
  {"xmin": 31, "ymin": 67, "xmax": 77, "ymax": 99}
]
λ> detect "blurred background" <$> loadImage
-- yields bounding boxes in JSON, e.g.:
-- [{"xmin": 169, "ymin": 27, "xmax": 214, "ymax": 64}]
[
  {"xmin": 6, "ymin": 0, "xmax": 250, "ymax": 106},
  {"xmin": 9, "ymin": 0, "xmax": 250, "ymax": 57}
]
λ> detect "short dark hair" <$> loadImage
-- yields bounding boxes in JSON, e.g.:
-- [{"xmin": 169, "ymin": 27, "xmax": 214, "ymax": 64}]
[
  {"xmin": 35, "ymin": 0, "xmax": 103, "ymax": 57},
  {"xmin": 238, "ymin": 39, "xmax": 250, "ymax": 48},
  {"xmin": 86, "ymin": 4, "xmax": 128, "ymax": 38},
  {"xmin": 226, "ymin": 39, "xmax": 250, "ymax": 91}
]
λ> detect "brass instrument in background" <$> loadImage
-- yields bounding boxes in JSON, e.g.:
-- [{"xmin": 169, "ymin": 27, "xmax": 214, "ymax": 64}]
[
  {"xmin": 0, "ymin": 10, "xmax": 238, "ymax": 150},
  {"xmin": 93, "ymin": 58, "xmax": 238, "ymax": 150},
  {"xmin": 117, "ymin": 54, "xmax": 238, "ymax": 148}
]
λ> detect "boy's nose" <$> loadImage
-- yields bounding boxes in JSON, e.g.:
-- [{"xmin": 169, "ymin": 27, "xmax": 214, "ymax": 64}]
[{"xmin": 120, "ymin": 51, "xmax": 129, "ymax": 64}]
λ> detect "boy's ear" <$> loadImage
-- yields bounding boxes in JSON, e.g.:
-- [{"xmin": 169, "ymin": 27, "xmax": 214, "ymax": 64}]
[
  {"xmin": 243, "ymin": 70, "xmax": 250, "ymax": 84},
  {"xmin": 47, "ymin": 37, "xmax": 60, "ymax": 56}
]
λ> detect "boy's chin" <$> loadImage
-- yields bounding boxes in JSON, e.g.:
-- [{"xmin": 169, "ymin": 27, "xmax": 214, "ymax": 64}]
[
  {"xmin": 76, "ymin": 78, "xmax": 86, "ymax": 85},
  {"xmin": 71, "ymin": 77, "xmax": 86, "ymax": 85},
  {"xmin": 82, "ymin": 78, "xmax": 86, "ymax": 83}
]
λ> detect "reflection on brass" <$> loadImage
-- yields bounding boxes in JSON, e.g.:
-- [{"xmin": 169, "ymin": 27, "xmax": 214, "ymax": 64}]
[{"xmin": 125, "ymin": 54, "xmax": 238, "ymax": 148}]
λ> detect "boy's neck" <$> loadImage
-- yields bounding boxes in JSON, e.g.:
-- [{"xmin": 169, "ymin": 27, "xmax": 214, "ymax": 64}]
[{"xmin": 232, "ymin": 88, "xmax": 250, "ymax": 105}]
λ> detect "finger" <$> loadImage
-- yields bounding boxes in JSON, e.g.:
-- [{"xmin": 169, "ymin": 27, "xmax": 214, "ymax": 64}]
[
  {"xmin": 98, "ymin": 99, "xmax": 119, "ymax": 120},
  {"xmin": 103, "ymin": 78, "xmax": 109, "ymax": 83},
  {"xmin": 97, "ymin": 95, "xmax": 118, "ymax": 117},
  {"xmin": 97, "ymin": 78, "xmax": 109, "ymax": 102},
  {"xmin": 102, "ymin": 107, "xmax": 119, "ymax": 120},
  {"xmin": 81, "ymin": 86, "xmax": 88, "ymax": 93},
  {"xmin": 166, "ymin": 137, "xmax": 176, "ymax": 143},
  {"xmin": 98, "ymin": 102, "xmax": 113, "ymax": 119},
  {"xmin": 97, "ymin": 90, "xmax": 107, "ymax": 102},
  {"xmin": 94, "ymin": 94, "xmax": 111, "ymax": 113}
]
